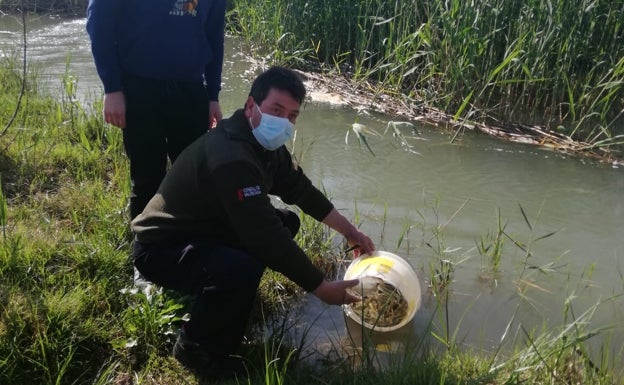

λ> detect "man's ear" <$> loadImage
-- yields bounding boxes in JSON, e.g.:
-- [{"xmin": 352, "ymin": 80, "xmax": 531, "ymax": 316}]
[{"xmin": 244, "ymin": 96, "xmax": 255, "ymax": 119}]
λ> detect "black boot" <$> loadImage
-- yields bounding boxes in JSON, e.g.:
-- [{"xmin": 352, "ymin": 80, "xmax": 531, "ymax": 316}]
[{"xmin": 173, "ymin": 328, "xmax": 247, "ymax": 382}]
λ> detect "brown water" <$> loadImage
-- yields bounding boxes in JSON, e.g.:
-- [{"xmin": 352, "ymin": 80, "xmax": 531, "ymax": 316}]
[{"xmin": 2, "ymin": 14, "xmax": 623, "ymax": 371}]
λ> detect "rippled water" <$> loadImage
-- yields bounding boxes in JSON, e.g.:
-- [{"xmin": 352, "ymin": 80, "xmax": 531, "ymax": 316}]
[{"xmin": 2, "ymin": 14, "xmax": 623, "ymax": 369}]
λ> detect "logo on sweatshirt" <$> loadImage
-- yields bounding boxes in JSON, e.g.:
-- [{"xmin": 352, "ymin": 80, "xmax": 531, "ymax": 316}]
[
  {"xmin": 170, "ymin": 0, "xmax": 198, "ymax": 16},
  {"xmin": 237, "ymin": 185, "xmax": 262, "ymax": 201}
]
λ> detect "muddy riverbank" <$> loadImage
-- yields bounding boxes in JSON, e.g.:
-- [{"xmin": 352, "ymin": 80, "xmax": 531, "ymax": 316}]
[{"xmin": 296, "ymin": 69, "xmax": 624, "ymax": 168}]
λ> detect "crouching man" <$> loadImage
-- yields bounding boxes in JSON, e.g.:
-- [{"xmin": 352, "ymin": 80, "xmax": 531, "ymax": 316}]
[{"xmin": 131, "ymin": 66, "xmax": 375, "ymax": 381}]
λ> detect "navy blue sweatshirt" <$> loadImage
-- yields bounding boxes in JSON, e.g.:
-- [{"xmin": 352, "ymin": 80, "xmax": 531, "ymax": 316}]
[{"xmin": 86, "ymin": 0, "xmax": 225, "ymax": 99}]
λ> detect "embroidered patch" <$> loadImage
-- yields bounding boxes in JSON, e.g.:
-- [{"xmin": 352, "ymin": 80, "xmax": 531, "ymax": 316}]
[
  {"xmin": 237, "ymin": 185, "xmax": 262, "ymax": 200},
  {"xmin": 169, "ymin": 0, "xmax": 198, "ymax": 16}
]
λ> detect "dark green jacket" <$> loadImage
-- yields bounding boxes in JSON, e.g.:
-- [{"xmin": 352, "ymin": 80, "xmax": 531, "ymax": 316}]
[{"xmin": 131, "ymin": 109, "xmax": 333, "ymax": 292}]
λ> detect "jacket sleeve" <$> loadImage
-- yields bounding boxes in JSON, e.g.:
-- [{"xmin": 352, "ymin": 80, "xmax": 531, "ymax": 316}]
[
  {"xmin": 86, "ymin": 0, "xmax": 124, "ymax": 93},
  {"xmin": 203, "ymin": 0, "xmax": 226, "ymax": 101},
  {"xmin": 212, "ymin": 160, "xmax": 325, "ymax": 292},
  {"xmin": 271, "ymin": 149, "xmax": 334, "ymax": 221}
]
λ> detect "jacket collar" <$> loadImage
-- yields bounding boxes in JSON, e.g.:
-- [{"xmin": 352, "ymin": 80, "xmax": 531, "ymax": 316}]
[{"xmin": 222, "ymin": 109, "xmax": 252, "ymax": 139}]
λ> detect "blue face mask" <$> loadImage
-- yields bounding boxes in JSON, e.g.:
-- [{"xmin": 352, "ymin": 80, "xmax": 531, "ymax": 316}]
[{"xmin": 249, "ymin": 103, "xmax": 295, "ymax": 151}]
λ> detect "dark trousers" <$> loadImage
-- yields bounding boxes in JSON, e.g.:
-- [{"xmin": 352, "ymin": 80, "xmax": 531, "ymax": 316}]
[
  {"xmin": 132, "ymin": 209, "xmax": 300, "ymax": 355},
  {"xmin": 122, "ymin": 74, "xmax": 210, "ymax": 219}
]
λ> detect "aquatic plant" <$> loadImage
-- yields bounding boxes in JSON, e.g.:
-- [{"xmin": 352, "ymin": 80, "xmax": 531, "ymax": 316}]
[{"xmin": 477, "ymin": 208, "xmax": 507, "ymax": 278}]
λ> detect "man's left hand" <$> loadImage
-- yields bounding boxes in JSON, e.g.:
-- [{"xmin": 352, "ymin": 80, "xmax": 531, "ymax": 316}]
[
  {"xmin": 312, "ymin": 279, "xmax": 361, "ymax": 305},
  {"xmin": 209, "ymin": 101, "xmax": 222, "ymax": 129}
]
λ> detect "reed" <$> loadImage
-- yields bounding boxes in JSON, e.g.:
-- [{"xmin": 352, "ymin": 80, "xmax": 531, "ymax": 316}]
[
  {"xmin": 229, "ymin": 0, "xmax": 624, "ymax": 150},
  {"xmin": 477, "ymin": 208, "xmax": 506, "ymax": 278}
]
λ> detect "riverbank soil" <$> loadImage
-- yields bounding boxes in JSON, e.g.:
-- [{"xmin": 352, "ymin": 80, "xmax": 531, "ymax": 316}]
[{"xmin": 297, "ymin": 70, "xmax": 624, "ymax": 167}]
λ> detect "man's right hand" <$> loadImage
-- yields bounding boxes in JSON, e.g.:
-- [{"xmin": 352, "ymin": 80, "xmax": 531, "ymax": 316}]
[
  {"xmin": 312, "ymin": 279, "xmax": 361, "ymax": 305},
  {"xmin": 103, "ymin": 91, "xmax": 126, "ymax": 128}
]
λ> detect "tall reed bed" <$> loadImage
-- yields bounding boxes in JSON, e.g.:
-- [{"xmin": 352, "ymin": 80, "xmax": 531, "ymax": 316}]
[{"xmin": 229, "ymin": 0, "xmax": 624, "ymax": 148}]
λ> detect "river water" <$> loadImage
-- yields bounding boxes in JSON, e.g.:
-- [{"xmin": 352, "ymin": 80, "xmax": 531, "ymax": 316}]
[{"xmin": 2, "ymin": 15, "xmax": 623, "ymax": 370}]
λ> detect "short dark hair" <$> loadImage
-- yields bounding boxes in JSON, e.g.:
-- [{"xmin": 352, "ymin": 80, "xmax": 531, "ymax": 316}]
[{"xmin": 248, "ymin": 66, "xmax": 306, "ymax": 106}]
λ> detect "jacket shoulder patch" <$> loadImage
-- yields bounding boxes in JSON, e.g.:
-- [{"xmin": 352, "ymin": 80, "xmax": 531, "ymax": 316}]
[{"xmin": 237, "ymin": 185, "xmax": 262, "ymax": 200}]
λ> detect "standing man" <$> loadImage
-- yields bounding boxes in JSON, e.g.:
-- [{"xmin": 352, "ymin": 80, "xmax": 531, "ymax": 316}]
[
  {"xmin": 131, "ymin": 66, "xmax": 376, "ymax": 381},
  {"xmin": 86, "ymin": 0, "xmax": 226, "ymax": 219}
]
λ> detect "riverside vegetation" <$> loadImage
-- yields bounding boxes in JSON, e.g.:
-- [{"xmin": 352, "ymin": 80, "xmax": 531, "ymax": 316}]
[{"xmin": 1, "ymin": 3, "xmax": 624, "ymax": 385}]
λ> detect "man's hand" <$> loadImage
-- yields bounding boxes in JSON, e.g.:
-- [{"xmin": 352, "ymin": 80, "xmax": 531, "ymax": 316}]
[
  {"xmin": 103, "ymin": 91, "xmax": 126, "ymax": 128},
  {"xmin": 344, "ymin": 229, "xmax": 375, "ymax": 257},
  {"xmin": 321, "ymin": 208, "xmax": 376, "ymax": 257},
  {"xmin": 209, "ymin": 100, "xmax": 222, "ymax": 129},
  {"xmin": 312, "ymin": 279, "xmax": 361, "ymax": 305}
]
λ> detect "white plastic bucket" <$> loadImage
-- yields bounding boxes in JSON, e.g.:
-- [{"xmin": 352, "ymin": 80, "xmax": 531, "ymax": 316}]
[{"xmin": 343, "ymin": 250, "xmax": 421, "ymax": 332}]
